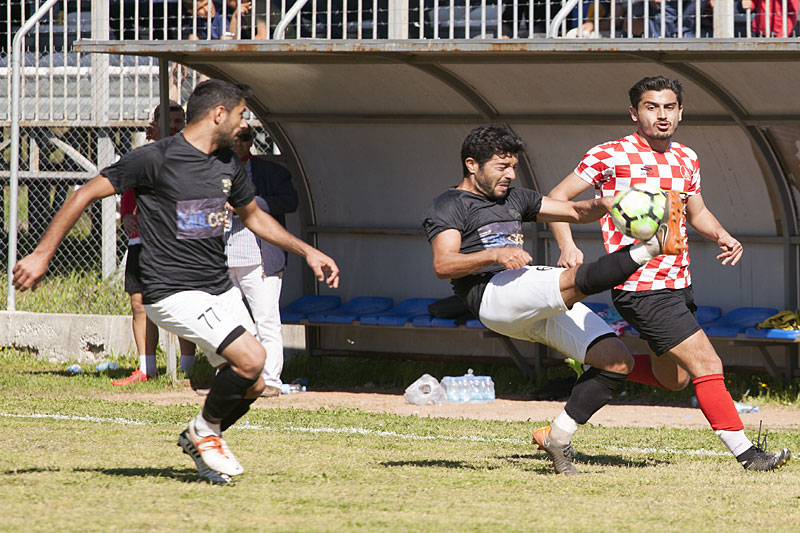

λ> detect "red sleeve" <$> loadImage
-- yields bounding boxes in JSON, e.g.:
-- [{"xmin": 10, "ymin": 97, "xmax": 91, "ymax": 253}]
[{"xmin": 120, "ymin": 189, "xmax": 137, "ymax": 217}]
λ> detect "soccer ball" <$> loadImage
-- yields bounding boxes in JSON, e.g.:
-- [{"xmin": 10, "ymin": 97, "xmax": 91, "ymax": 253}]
[{"xmin": 609, "ymin": 184, "xmax": 667, "ymax": 241}]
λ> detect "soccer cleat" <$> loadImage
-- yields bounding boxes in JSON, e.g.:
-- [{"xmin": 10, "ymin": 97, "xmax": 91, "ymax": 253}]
[
  {"xmin": 564, "ymin": 358, "xmax": 584, "ymax": 378},
  {"xmin": 532, "ymin": 425, "xmax": 578, "ymax": 476},
  {"xmin": 112, "ymin": 369, "xmax": 149, "ymax": 386},
  {"xmin": 184, "ymin": 418, "xmax": 244, "ymax": 477},
  {"xmin": 178, "ymin": 430, "xmax": 232, "ymax": 484},
  {"xmin": 653, "ymin": 190, "xmax": 687, "ymax": 256},
  {"xmin": 742, "ymin": 448, "xmax": 792, "ymax": 471},
  {"xmin": 741, "ymin": 423, "xmax": 792, "ymax": 471}
]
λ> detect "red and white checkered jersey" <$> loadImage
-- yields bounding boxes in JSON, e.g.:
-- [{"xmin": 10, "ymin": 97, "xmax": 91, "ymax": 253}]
[{"xmin": 575, "ymin": 132, "xmax": 701, "ymax": 291}]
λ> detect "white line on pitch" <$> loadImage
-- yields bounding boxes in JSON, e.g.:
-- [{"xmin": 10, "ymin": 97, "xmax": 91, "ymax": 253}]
[{"xmin": 0, "ymin": 412, "xmax": 729, "ymax": 456}]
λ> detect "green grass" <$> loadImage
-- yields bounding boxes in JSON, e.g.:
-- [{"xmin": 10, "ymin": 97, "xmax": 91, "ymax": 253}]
[
  {"xmin": 1, "ymin": 352, "xmax": 799, "ymax": 532},
  {"xmin": 0, "ymin": 271, "xmax": 130, "ymax": 315}
]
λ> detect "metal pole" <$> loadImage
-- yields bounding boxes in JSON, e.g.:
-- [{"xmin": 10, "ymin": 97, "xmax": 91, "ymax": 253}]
[
  {"xmin": 9, "ymin": 0, "xmax": 61, "ymax": 311},
  {"xmin": 274, "ymin": 0, "xmax": 312, "ymax": 39},
  {"xmin": 713, "ymin": 0, "xmax": 734, "ymax": 37},
  {"xmin": 388, "ymin": 0, "xmax": 410, "ymax": 39}
]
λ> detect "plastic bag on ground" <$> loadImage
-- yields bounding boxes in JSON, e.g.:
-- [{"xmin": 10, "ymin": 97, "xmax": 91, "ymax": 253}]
[{"xmin": 404, "ymin": 374, "xmax": 446, "ymax": 405}]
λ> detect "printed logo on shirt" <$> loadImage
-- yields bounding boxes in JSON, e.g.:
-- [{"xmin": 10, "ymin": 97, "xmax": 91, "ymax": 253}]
[
  {"xmin": 221, "ymin": 178, "xmax": 232, "ymax": 195},
  {"xmin": 478, "ymin": 221, "xmax": 524, "ymax": 248},
  {"xmin": 176, "ymin": 198, "xmax": 228, "ymax": 240},
  {"xmin": 680, "ymin": 165, "xmax": 693, "ymax": 180}
]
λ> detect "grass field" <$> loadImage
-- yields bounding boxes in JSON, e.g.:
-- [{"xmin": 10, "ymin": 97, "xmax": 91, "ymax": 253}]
[{"xmin": 2, "ymin": 352, "xmax": 799, "ymax": 532}]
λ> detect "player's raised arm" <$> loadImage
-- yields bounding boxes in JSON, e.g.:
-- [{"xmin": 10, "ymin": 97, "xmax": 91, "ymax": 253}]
[
  {"xmin": 537, "ymin": 195, "xmax": 614, "ymax": 224},
  {"xmin": 234, "ymin": 199, "xmax": 339, "ymax": 288},
  {"xmin": 685, "ymin": 193, "xmax": 743, "ymax": 266},
  {"xmin": 546, "ymin": 172, "xmax": 595, "ymax": 268},
  {"xmin": 13, "ymin": 175, "xmax": 117, "ymax": 292},
  {"xmin": 430, "ymin": 228, "xmax": 532, "ymax": 279}
]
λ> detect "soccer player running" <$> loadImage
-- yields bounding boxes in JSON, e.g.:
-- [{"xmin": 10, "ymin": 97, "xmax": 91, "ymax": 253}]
[
  {"xmin": 548, "ymin": 75, "xmax": 791, "ymax": 471},
  {"xmin": 423, "ymin": 124, "xmax": 684, "ymax": 475},
  {"xmin": 13, "ymin": 80, "xmax": 340, "ymax": 484}
]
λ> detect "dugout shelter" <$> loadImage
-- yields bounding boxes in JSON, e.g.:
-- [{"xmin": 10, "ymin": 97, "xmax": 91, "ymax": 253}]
[{"xmin": 72, "ymin": 39, "xmax": 800, "ymax": 377}]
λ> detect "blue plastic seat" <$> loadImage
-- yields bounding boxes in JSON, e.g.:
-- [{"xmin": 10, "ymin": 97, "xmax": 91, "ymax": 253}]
[
  {"xmin": 359, "ymin": 298, "xmax": 439, "ymax": 326},
  {"xmin": 280, "ymin": 295, "xmax": 341, "ymax": 323},
  {"xmin": 464, "ymin": 318, "xmax": 486, "ymax": 329},
  {"xmin": 701, "ymin": 307, "xmax": 779, "ymax": 337},
  {"xmin": 412, "ymin": 315, "xmax": 459, "ymax": 328},
  {"xmin": 744, "ymin": 327, "xmax": 800, "ymax": 340},
  {"xmin": 696, "ymin": 305, "xmax": 722, "ymax": 325},
  {"xmin": 307, "ymin": 296, "xmax": 394, "ymax": 324}
]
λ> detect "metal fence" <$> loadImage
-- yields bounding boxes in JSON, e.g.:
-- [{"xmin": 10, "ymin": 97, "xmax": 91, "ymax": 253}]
[{"xmin": 1, "ymin": 0, "xmax": 798, "ymax": 313}]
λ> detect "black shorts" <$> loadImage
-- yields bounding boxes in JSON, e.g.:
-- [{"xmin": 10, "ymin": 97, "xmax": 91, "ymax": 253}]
[
  {"xmin": 124, "ymin": 243, "xmax": 143, "ymax": 294},
  {"xmin": 612, "ymin": 286, "xmax": 701, "ymax": 357}
]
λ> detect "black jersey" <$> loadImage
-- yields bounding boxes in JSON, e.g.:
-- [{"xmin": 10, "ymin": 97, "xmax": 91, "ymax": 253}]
[
  {"xmin": 422, "ymin": 187, "xmax": 543, "ymax": 313},
  {"xmin": 102, "ymin": 133, "xmax": 255, "ymax": 304}
]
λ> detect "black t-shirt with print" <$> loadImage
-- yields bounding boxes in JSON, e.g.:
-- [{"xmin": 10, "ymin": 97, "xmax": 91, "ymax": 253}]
[
  {"xmin": 422, "ymin": 187, "xmax": 543, "ymax": 314},
  {"xmin": 102, "ymin": 133, "xmax": 255, "ymax": 304}
]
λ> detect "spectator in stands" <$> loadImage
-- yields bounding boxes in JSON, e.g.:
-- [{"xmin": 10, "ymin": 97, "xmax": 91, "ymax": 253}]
[
  {"xmin": 183, "ymin": 0, "xmax": 267, "ymax": 40},
  {"xmin": 181, "ymin": 123, "xmax": 298, "ymax": 397},
  {"xmin": 645, "ymin": 0, "xmax": 709, "ymax": 37},
  {"xmin": 742, "ymin": 0, "xmax": 798, "ymax": 36},
  {"xmin": 114, "ymin": 101, "xmax": 196, "ymax": 386}
]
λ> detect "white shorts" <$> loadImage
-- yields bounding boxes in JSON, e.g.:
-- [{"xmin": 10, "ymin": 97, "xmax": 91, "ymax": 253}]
[
  {"xmin": 478, "ymin": 265, "xmax": 614, "ymax": 363},
  {"xmin": 144, "ymin": 286, "xmax": 256, "ymax": 368}
]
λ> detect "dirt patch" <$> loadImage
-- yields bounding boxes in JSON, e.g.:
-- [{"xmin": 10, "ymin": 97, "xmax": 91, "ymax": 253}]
[{"xmin": 96, "ymin": 383, "xmax": 800, "ymax": 430}]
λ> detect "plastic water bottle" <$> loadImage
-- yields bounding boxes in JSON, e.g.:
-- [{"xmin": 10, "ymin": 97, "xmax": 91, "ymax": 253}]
[
  {"xmin": 96, "ymin": 361, "xmax": 119, "ymax": 372},
  {"xmin": 66, "ymin": 364, "xmax": 82, "ymax": 375},
  {"xmin": 280, "ymin": 383, "xmax": 306, "ymax": 394},
  {"xmin": 442, "ymin": 370, "xmax": 495, "ymax": 403}
]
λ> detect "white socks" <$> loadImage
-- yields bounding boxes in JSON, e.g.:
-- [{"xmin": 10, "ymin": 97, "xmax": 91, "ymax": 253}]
[
  {"xmin": 550, "ymin": 410, "xmax": 580, "ymax": 445},
  {"xmin": 180, "ymin": 354, "xmax": 196, "ymax": 374},
  {"xmin": 629, "ymin": 240, "xmax": 659, "ymax": 266},
  {"xmin": 140, "ymin": 354, "xmax": 157, "ymax": 377},
  {"xmin": 716, "ymin": 429, "xmax": 755, "ymax": 459},
  {"xmin": 194, "ymin": 413, "xmax": 221, "ymax": 437}
]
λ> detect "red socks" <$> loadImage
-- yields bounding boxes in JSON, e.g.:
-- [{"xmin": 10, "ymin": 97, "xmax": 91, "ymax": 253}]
[
  {"xmin": 692, "ymin": 374, "xmax": 743, "ymax": 431},
  {"xmin": 626, "ymin": 353, "xmax": 666, "ymax": 388}
]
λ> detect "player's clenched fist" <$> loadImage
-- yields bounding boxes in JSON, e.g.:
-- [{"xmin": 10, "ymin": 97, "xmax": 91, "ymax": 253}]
[{"xmin": 493, "ymin": 247, "xmax": 532, "ymax": 271}]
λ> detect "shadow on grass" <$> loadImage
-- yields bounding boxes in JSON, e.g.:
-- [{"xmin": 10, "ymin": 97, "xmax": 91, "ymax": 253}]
[
  {"xmin": 380, "ymin": 459, "xmax": 501, "ymax": 470},
  {"xmin": 75, "ymin": 466, "xmax": 217, "ymax": 483},
  {"xmin": 3, "ymin": 466, "xmax": 61, "ymax": 475},
  {"xmin": 24, "ymin": 368, "xmax": 131, "ymax": 379},
  {"xmin": 498, "ymin": 452, "xmax": 670, "ymax": 470}
]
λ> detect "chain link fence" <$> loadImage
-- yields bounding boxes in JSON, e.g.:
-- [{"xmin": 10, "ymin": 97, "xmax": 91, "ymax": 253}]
[{"xmin": 1, "ymin": 1, "xmax": 274, "ymax": 315}]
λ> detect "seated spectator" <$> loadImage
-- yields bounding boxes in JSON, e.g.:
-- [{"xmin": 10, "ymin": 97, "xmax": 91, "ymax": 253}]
[
  {"xmin": 183, "ymin": 0, "xmax": 268, "ymax": 40},
  {"xmin": 742, "ymin": 0, "xmax": 798, "ymax": 36},
  {"xmin": 644, "ymin": 0, "xmax": 710, "ymax": 38}
]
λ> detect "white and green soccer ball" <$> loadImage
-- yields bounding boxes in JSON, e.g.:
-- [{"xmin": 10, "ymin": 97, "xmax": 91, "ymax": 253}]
[{"xmin": 609, "ymin": 184, "xmax": 667, "ymax": 241}]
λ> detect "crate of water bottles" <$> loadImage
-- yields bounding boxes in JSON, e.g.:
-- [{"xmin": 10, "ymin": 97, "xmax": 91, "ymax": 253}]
[{"xmin": 441, "ymin": 369, "xmax": 495, "ymax": 403}]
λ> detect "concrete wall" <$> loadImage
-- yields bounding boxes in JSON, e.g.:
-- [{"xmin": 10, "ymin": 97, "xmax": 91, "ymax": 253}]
[{"xmin": 0, "ymin": 312, "xmax": 306, "ymax": 364}]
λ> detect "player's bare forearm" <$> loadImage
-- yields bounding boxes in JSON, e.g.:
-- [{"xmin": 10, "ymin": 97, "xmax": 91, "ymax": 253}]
[
  {"xmin": 686, "ymin": 194, "xmax": 743, "ymax": 266},
  {"xmin": 237, "ymin": 200, "xmax": 340, "ymax": 287},
  {"xmin": 237, "ymin": 201, "xmax": 309, "ymax": 254},
  {"xmin": 433, "ymin": 249, "xmax": 499, "ymax": 279},
  {"xmin": 14, "ymin": 175, "xmax": 115, "ymax": 290},
  {"xmin": 431, "ymin": 230, "xmax": 532, "ymax": 278},
  {"xmin": 546, "ymin": 172, "xmax": 596, "ymax": 266},
  {"xmin": 537, "ymin": 196, "xmax": 612, "ymax": 224}
]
